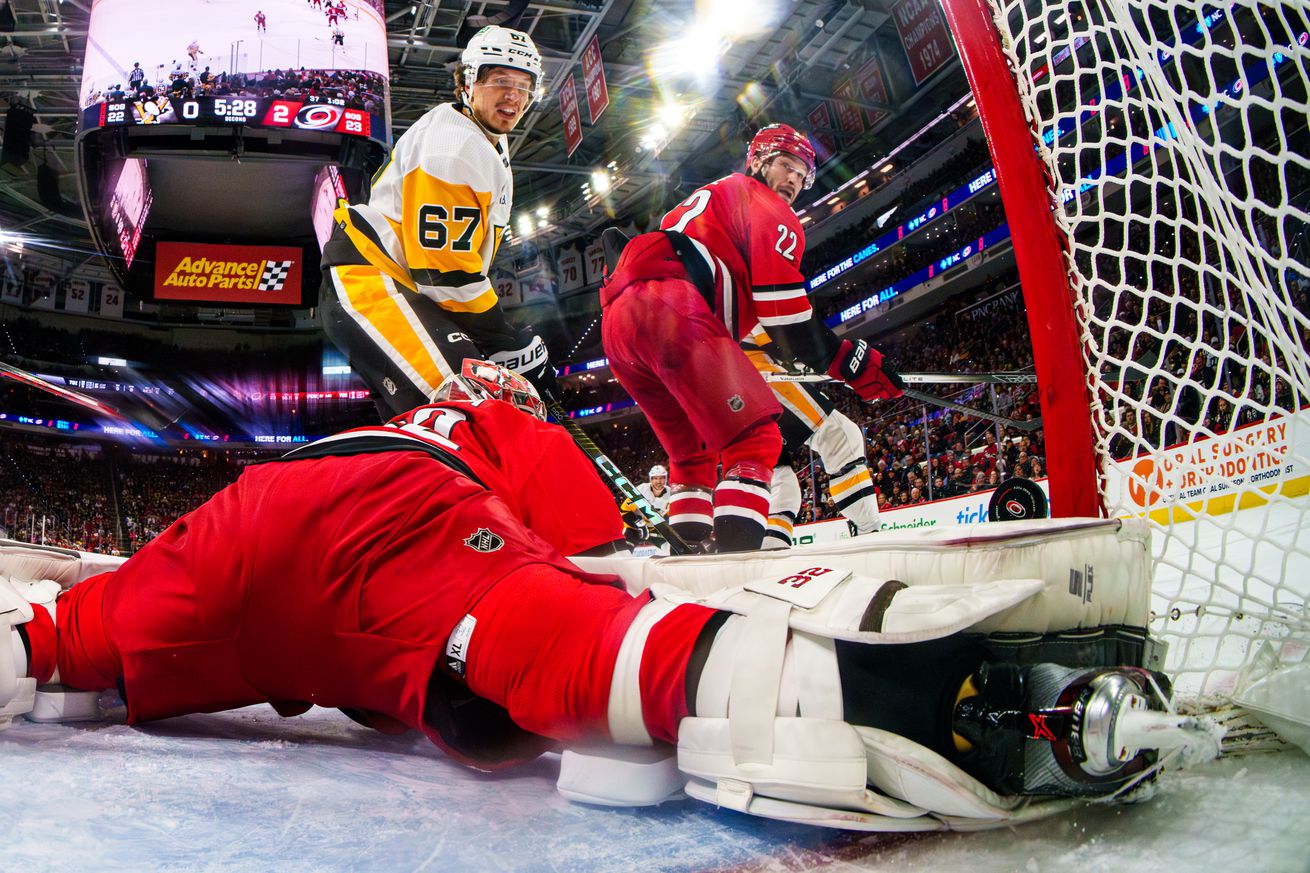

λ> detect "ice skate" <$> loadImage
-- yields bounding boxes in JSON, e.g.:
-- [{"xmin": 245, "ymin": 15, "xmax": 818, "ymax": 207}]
[{"xmin": 952, "ymin": 661, "xmax": 1222, "ymax": 798}]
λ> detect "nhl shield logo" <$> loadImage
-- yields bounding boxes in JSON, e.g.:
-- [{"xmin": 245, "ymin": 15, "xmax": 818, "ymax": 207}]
[
  {"xmin": 464, "ymin": 528, "xmax": 504, "ymax": 553},
  {"xmin": 728, "ymin": 394, "xmax": 745, "ymax": 412}
]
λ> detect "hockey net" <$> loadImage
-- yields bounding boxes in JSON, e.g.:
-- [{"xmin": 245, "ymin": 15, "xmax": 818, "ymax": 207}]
[{"xmin": 937, "ymin": 0, "xmax": 1310, "ymax": 716}]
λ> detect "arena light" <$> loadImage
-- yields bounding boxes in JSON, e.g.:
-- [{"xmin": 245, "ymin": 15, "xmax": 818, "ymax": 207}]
[
  {"xmin": 702, "ymin": 0, "xmax": 784, "ymax": 39},
  {"xmin": 649, "ymin": 26, "xmax": 727, "ymax": 85},
  {"xmin": 590, "ymin": 169, "xmax": 612, "ymax": 195},
  {"xmin": 517, "ymin": 215, "xmax": 534, "ymax": 238},
  {"xmin": 657, "ymin": 100, "xmax": 685, "ymax": 131}
]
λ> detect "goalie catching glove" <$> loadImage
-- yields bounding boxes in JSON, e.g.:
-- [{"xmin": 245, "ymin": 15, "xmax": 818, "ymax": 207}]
[{"xmin": 826, "ymin": 339, "xmax": 905, "ymax": 401}]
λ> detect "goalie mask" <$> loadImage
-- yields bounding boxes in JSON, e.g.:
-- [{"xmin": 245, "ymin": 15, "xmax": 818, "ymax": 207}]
[
  {"xmin": 434, "ymin": 359, "xmax": 547, "ymax": 421},
  {"xmin": 459, "ymin": 25, "xmax": 544, "ymax": 106},
  {"xmin": 746, "ymin": 123, "xmax": 817, "ymax": 190}
]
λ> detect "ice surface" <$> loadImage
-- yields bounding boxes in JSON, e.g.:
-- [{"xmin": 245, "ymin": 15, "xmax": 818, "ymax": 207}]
[{"xmin": 3, "ymin": 705, "xmax": 1307, "ymax": 872}]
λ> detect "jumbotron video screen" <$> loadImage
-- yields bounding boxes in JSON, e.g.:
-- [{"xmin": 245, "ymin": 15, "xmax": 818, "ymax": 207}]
[{"xmin": 77, "ymin": 0, "xmax": 388, "ymax": 147}]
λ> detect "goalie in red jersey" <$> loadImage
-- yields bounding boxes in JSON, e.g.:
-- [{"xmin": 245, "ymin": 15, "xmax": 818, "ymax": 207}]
[
  {"xmin": 2, "ymin": 360, "xmax": 1191, "ymax": 832},
  {"xmin": 601, "ymin": 124, "xmax": 905, "ymax": 552}
]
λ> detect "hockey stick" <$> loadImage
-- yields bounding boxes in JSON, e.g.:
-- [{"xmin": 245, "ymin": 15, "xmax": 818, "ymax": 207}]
[
  {"xmin": 542, "ymin": 394, "xmax": 693, "ymax": 555},
  {"xmin": 0, "ymin": 360, "xmax": 126, "ymax": 420},
  {"xmin": 764, "ymin": 372, "xmax": 1044, "ymax": 432},
  {"xmin": 768, "ymin": 370, "xmax": 1038, "ymax": 385}
]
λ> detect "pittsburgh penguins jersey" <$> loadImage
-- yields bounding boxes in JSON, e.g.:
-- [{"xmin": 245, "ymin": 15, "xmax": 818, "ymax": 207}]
[
  {"xmin": 282, "ymin": 397, "xmax": 623, "ymax": 556},
  {"xmin": 327, "ymin": 103, "xmax": 512, "ymax": 315}
]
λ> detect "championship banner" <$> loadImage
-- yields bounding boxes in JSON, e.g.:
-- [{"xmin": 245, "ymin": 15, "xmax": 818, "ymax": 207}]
[
  {"xmin": 806, "ymin": 102, "xmax": 836, "ymax": 159},
  {"xmin": 583, "ymin": 240, "xmax": 606, "ymax": 287},
  {"xmin": 99, "ymin": 284, "xmax": 125, "ymax": 318},
  {"xmin": 581, "ymin": 35, "xmax": 610, "ymax": 124},
  {"xmin": 856, "ymin": 56, "xmax": 889, "ymax": 127},
  {"xmin": 153, "ymin": 241, "xmax": 302, "ymax": 304},
  {"xmin": 30, "ymin": 272, "xmax": 56, "ymax": 309},
  {"xmin": 560, "ymin": 73, "xmax": 583, "ymax": 157},
  {"xmin": 557, "ymin": 246, "xmax": 584, "ymax": 293},
  {"xmin": 1, "ymin": 273, "xmax": 21, "ymax": 305},
  {"xmin": 892, "ymin": 0, "xmax": 957, "ymax": 85},
  {"xmin": 832, "ymin": 78, "xmax": 864, "ymax": 136},
  {"xmin": 491, "ymin": 269, "xmax": 522, "ymax": 307},
  {"xmin": 64, "ymin": 278, "xmax": 91, "ymax": 314}
]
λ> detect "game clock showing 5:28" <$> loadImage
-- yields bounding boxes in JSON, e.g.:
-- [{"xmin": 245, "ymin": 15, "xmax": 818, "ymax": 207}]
[{"xmin": 84, "ymin": 95, "xmax": 381, "ymax": 141}]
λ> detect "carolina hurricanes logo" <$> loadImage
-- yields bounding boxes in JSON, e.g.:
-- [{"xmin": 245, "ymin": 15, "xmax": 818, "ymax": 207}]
[
  {"xmin": 1005, "ymin": 498, "xmax": 1027, "ymax": 517},
  {"xmin": 464, "ymin": 528, "xmax": 504, "ymax": 553}
]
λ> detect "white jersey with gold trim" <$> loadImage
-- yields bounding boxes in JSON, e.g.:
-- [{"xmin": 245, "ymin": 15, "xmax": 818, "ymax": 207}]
[{"xmin": 333, "ymin": 103, "xmax": 512, "ymax": 315}]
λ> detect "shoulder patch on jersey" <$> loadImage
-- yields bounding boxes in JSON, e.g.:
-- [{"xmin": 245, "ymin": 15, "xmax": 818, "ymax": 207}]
[{"xmin": 464, "ymin": 527, "xmax": 505, "ymax": 553}]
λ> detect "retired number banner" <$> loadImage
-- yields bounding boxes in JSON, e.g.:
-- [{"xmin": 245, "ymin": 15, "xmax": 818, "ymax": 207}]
[{"xmin": 154, "ymin": 242, "xmax": 303, "ymax": 304}]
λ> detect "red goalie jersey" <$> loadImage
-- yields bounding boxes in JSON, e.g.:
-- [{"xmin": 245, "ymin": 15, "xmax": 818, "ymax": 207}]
[
  {"xmin": 287, "ymin": 398, "xmax": 623, "ymax": 556},
  {"xmin": 658, "ymin": 172, "xmax": 812, "ymax": 341}
]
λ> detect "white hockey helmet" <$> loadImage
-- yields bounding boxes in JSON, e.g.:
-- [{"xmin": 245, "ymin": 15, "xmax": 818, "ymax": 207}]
[
  {"xmin": 459, "ymin": 25, "xmax": 544, "ymax": 105},
  {"xmin": 649, "ymin": 465, "xmax": 668, "ymax": 479}
]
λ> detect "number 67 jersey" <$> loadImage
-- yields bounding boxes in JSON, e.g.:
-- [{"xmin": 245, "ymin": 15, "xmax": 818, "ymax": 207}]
[
  {"xmin": 326, "ymin": 103, "xmax": 512, "ymax": 316},
  {"xmin": 658, "ymin": 172, "xmax": 812, "ymax": 342}
]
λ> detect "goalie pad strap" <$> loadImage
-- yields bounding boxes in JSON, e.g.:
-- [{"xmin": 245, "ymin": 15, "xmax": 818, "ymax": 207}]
[
  {"xmin": 861, "ymin": 580, "xmax": 908, "ymax": 632},
  {"xmin": 729, "ymin": 597, "xmax": 790, "ymax": 764}
]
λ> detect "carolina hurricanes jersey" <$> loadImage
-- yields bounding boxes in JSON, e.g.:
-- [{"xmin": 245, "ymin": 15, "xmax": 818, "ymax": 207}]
[
  {"xmin": 659, "ymin": 172, "xmax": 811, "ymax": 342},
  {"xmin": 282, "ymin": 399, "xmax": 622, "ymax": 556},
  {"xmin": 327, "ymin": 103, "xmax": 512, "ymax": 315}
]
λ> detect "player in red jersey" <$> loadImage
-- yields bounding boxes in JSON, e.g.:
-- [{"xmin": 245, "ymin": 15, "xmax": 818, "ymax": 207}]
[{"xmin": 601, "ymin": 124, "xmax": 904, "ymax": 552}]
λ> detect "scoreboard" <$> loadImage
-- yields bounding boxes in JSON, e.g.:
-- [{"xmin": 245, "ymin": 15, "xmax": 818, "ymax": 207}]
[{"xmin": 81, "ymin": 96, "xmax": 386, "ymax": 146}]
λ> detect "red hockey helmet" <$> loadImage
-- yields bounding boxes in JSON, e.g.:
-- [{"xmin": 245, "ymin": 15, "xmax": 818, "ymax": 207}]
[
  {"xmin": 434, "ymin": 359, "xmax": 547, "ymax": 420},
  {"xmin": 746, "ymin": 123, "xmax": 817, "ymax": 189}
]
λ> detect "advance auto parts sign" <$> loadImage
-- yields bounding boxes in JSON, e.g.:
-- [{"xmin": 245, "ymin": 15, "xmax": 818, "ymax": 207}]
[{"xmin": 154, "ymin": 242, "xmax": 303, "ymax": 305}]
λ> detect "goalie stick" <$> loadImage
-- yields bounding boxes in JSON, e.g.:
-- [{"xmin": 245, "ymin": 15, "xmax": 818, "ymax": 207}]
[
  {"xmin": 542, "ymin": 394, "xmax": 693, "ymax": 555},
  {"xmin": 0, "ymin": 360, "xmax": 125, "ymax": 420},
  {"xmin": 764, "ymin": 372, "xmax": 1044, "ymax": 432}
]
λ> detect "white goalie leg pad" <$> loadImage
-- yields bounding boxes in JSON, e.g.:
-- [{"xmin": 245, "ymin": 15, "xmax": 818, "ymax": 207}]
[
  {"xmin": 557, "ymin": 744, "xmax": 685, "ymax": 807},
  {"xmin": 667, "ymin": 569, "xmax": 1043, "ymax": 828},
  {"xmin": 1, "ymin": 576, "xmax": 61, "ymax": 727},
  {"xmin": 653, "ymin": 565, "xmax": 1044, "ymax": 645},
  {"xmin": 0, "ymin": 539, "xmax": 125, "ymax": 591}
]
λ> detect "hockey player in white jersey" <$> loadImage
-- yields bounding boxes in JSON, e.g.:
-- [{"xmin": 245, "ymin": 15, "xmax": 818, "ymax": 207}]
[
  {"xmin": 635, "ymin": 464, "xmax": 671, "ymax": 516},
  {"xmin": 319, "ymin": 25, "xmax": 558, "ymax": 417}
]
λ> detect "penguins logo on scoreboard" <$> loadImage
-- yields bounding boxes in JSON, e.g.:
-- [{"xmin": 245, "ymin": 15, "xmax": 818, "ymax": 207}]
[{"xmin": 464, "ymin": 527, "xmax": 504, "ymax": 553}]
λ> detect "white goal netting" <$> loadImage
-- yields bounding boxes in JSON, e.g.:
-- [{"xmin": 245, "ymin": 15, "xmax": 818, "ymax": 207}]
[{"xmin": 948, "ymin": 0, "xmax": 1310, "ymax": 702}]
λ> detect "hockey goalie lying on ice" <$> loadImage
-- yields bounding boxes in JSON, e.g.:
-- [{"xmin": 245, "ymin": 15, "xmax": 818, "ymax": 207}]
[{"xmin": 0, "ymin": 361, "xmax": 1222, "ymax": 832}]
